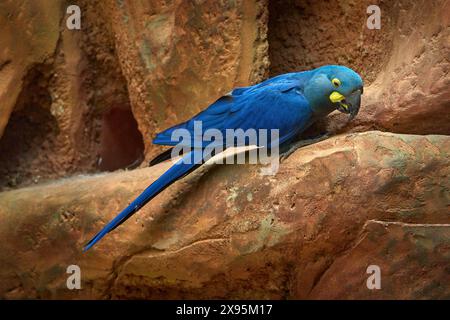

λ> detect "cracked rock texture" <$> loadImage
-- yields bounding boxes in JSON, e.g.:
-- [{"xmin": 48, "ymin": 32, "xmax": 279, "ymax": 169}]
[
  {"xmin": 309, "ymin": 220, "xmax": 450, "ymax": 299},
  {"xmin": 269, "ymin": 0, "xmax": 450, "ymax": 135},
  {"xmin": 0, "ymin": 132, "xmax": 448, "ymax": 299},
  {"xmin": 1, "ymin": 0, "xmax": 449, "ymax": 190},
  {"xmin": 0, "ymin": 0, "xmax": 449, "ymax": 300},
  {"xmin": 0, "ymin": 0, "xmax": 269, "ymax": 190}
]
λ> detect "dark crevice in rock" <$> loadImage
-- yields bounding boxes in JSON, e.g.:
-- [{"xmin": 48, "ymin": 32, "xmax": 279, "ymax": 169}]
[
  {"xmin": 0, "ymin": 64, "xmax": 57, "ymax": 190},
  {"xmin": 98, "ymin": 106, "xmax": 145, "ymax": 171}
]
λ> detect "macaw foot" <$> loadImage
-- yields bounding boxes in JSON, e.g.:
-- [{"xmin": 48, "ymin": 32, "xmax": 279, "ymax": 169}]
[{"xmin": 280, "ymin": 133, "xmax": 330, "ymax": 162}]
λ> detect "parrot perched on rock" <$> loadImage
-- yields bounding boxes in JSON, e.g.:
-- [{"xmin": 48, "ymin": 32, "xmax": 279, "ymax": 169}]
[{"xmin": 84, "ymin": 65, "xmax": 363, "ymax": 251}]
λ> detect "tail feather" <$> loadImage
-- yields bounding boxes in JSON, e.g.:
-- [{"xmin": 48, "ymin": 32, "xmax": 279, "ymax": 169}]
[
  {"xmin": 149, "ymin": 148, "xmax": 174, "ymax": 166},
  {"xmin": 83, "ymin": 150, "xmax": 203, "ymax": 252}
]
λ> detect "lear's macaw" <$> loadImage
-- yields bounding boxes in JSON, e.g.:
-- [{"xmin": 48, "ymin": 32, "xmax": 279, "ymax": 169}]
[{"xmin": 84, "ymin": 65, "xmax": 363, "ymax": 251}]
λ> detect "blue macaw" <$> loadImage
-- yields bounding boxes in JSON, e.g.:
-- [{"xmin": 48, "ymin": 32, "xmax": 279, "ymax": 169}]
[{"xmin": 84, "ymin": 65, "xmax": 363, "ymax": 251}]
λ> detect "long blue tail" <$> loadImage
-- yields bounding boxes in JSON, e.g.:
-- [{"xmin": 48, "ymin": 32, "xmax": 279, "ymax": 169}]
[{"xmin": 83, "ymin": 150, "xmax": 203, "ymax": 251}]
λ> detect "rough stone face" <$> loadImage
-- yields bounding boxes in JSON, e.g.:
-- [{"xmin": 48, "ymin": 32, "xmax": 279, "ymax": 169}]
[
  {"xmin": 99, "ymin": 0, "xmax": 269, "ymax": 158},
  {"xmin": 269, "ymin": 0, "xmax": 450, "ymax": 135},
  {"xmin": 0, "ymin": 131, "xmax": 448, "ymax": 299},
  {"xmin": 1, "ymin": 0, "xmax": 449, "ymax": 191},
  {"xmin": 309, "ymin": 221, "xmax": 450, "ymax": 299},
  {"xmin": 0, "ymin": 0, "xmax": 269, "ymax": 190},
  {"xmin": 0, "ymin": 0, "xmax": 62, "ymax": 139},
  {"xmin": 0, "ymin": 0, "xmax": 449, "ymax": 301},
  {"xmin": 0, "ymin": 0, "xmax": 142, "ymax": 190}
]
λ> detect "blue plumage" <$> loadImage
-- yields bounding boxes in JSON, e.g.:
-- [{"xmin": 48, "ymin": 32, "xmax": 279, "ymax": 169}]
[
  {"xmin": 83, "ymin": 150, "xmax": 203, "ymax": 252},
  {"xmin": 153, "ymin": 72, "xmax": 314, "ymax": 148},
  {"xmin": 84, "ymin": 65, "xmax": 363, "ymax": 251}
]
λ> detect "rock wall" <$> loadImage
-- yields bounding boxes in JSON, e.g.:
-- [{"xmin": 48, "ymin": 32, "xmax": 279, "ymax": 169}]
[
  {"xmin": 0, "ymin": 132, "xmax": 448, "ymax": 299},
  {"xmin": 0, "ymin": 0, "xmax": 449, "ymax": 299},
  {"xmin": 269, "ymin": 0, "xmax": 450, "ymax": 135},
  {"xmin": 0, "ymin": 0, "xmax": 269, "ymax": 190},
  {"xmin": 1, "ymin": 0, "xmax": 448, "ymax": 191}
]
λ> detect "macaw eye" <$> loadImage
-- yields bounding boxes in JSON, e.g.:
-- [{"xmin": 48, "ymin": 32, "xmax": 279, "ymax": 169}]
[{"xmin": 331, "ymin": 78, "xmax": 341, "ymax": 88}]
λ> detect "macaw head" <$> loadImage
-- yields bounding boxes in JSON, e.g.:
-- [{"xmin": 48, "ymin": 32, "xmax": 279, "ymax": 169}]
[{"xmin": 304, "ymin": 65, "xmax": 364, "ymax": 119}]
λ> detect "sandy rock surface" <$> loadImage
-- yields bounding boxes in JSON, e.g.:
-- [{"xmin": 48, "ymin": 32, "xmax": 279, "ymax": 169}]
[
  {"xmin": 0, "ymin": 0, "xmax": 268, "ymax": 189},
  {"xmin": 1, "ymin": 0, "xmax": 449, "ymax": 190},
  {"xmin": 0, "ymin": 0, "xmax": 449, "ymax": 300},
  {"xmin": 0, "ymin": 132, "xmax": 448, "ymax": 299}
]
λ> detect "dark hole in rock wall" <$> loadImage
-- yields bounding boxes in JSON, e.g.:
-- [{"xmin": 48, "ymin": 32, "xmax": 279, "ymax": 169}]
[
  {"xmin": 75, "ymin": 0, "xmax": 145, "ymax": 173},
  {"xmin": 98, "ymin": 106, "xmax": 145, "ymax": 172},
  {"xmin": 0, "ymin": 64, "xmax": 145, "ymax": 191},
  {"xmin": 0, "ymin": 67, "xmax": 57, "ymax": 190}
]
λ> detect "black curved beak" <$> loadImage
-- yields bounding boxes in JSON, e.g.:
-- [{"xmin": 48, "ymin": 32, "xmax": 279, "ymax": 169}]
[{"xmin": 337, "ymin": 89, "xmax": 362, "ymax": 120}]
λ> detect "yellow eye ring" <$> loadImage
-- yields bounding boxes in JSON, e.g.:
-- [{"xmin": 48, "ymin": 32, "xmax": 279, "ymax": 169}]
[{"xmin": 331, "ymin": 78, "xmax": 341, "ymax": 87}]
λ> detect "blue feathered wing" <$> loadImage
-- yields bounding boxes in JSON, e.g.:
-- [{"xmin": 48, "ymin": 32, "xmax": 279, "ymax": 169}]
[{"xmin": 84, "ymin": 74, "xmax": 313, "ymax": 251}]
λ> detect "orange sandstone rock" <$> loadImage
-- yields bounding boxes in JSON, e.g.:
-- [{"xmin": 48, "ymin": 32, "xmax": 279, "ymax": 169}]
[{"xmin": 0, "ymin": 131, "xmax": 448, "ymax": 299}]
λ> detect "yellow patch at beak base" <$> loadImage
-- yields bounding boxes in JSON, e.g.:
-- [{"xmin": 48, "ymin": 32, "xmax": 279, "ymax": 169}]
[{"xmin": 329, "ymin": 91, "xmax": 345, "ymax": 103}]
